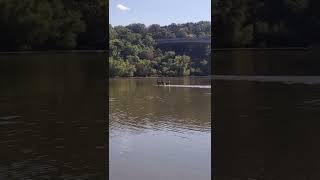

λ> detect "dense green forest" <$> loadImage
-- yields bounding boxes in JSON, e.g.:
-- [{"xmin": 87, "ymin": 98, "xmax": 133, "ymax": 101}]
[
  {"xmin": 0, "ymin": 0, "xmax": 106, "ymax": 51},
  {"xmin": 213, "ymin": 0, "xmax": 320, "ymax": 47},
  {"xmin": 109, "ymin": 22, "xmax": 211, "ymax": 77}
]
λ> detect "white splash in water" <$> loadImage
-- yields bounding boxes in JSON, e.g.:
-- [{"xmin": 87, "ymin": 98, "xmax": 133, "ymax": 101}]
[{"xmin": 155, "ymin": 85, "xmax": 211, "ymax": 89}]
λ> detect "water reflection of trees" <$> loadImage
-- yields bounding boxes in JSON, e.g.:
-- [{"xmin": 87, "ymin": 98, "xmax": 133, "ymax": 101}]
[
  {"xmin": 213, "ymin": 50, "xmax": 320, "ymax": 75},
  {"xmin": 109, "ymin": 78, "xmax": 211, "ymax": 135}
]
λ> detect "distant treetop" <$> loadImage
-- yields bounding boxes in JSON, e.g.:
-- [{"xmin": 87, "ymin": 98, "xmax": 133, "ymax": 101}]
[{"xmin": 110, "ymin": 21, "xmax": 211, "ymax": 40}]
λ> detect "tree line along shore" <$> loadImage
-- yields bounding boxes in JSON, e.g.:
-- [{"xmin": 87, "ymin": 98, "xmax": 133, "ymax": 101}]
[
  {"xmin": 2, "ymin": 0, "xmax": 320, "ymax": 51},
  {"xmin": 213, "ymin": 0, "xmax": 320, "ymax": 48},
  {"xmin": 0, "ymin": 0, "xmax": 106, "ymax": 51},
  {"xmin": 3, "ymin": 0, "xmax": 319, "ymax": 78},
  {"xmin": 109, "ymin": 22, "xmax": 211, "ymax": 77}
]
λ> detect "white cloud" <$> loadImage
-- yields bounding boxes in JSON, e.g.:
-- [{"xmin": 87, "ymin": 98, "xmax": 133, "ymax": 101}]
[{"xmin": 117, "ymin": 4, "xmax": 130, "ymax": 11}]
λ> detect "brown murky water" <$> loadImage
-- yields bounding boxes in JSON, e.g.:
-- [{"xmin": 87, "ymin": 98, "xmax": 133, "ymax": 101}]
[
  {"xmin": 0, "ymin": 53, "xmax": 107, "ymax": 179},
  {"xmin": 214, "ymin": 79, "xmax": 320, "ymax": 179},
  {"xmin": 109, "ymin": 77, "xmax": 211, "ymax": 180},
  {"xmin": 213, "ymin": 50, "xmax": 320, "ymax": 179}
]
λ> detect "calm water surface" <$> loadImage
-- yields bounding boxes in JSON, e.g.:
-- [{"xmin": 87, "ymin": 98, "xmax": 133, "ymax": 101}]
[
  {"xmin": 109, "ymin": 77, "xmax": 211, "ymax": 180},
  {"xmin": 0, "ymin": 53, "xmax": 107, "ymax": 179},
  {"xmin": 213, "ymin": 50, "xmax": 320, "ymax": 179}
]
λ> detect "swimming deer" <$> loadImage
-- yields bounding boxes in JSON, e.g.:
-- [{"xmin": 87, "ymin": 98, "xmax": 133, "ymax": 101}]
[{"xmin": 157, "ymin": 79, "xmax": 164, "ymax": 85}]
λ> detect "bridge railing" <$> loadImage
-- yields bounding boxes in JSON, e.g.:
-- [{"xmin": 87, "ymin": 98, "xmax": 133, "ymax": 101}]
[
  {"xmin": 155, "ymin": 37, "xmax": 211, "ymax": 41},
  {"xmin": 155, "ymin": 37, "xmax": 211, "ymax": 44}
]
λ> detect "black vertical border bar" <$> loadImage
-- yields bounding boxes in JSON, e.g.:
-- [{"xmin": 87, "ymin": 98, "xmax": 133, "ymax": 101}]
[{"xmin": 106, "ymin": 0, "xmax": 110, "ymax": 179}]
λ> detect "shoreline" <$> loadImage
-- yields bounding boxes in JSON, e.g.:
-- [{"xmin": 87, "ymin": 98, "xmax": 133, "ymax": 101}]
[
  {"xmin": 109, "ymin": 76, "xmax": 211, "ymax": 79},
  {"xmin": 211, "ymin": 75, "xmax": 320, "ymax": 84},
  {"xmin": 212, "ymin": 47, "xmax": 310, "ymax": 51},
  {"xmin": 0, "ymin": 50, "xmax": 107, "ymax": 54},
  {"xmin": 0, "ymin": 47, "xmax": 313, "ymax": 54}
]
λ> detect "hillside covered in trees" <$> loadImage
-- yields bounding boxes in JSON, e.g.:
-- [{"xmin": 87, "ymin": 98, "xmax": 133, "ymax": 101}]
[
  {"xmin": 109, "ymin": 21, "xmax": 211, "ymax": 77},
  {"xmin": 213, "ymin": 0, "xmax": 320, "ymax": 47},
  {"xmin": 0, "ymin": 0, "xmax": 106, "ymax": 51}
]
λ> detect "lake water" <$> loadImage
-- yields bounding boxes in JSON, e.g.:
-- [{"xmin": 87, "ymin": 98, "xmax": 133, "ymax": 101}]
[
  {"xmin": 213, "ymin": 50, "xmax": 320, "ymax": 179},
  {"xmin": 213, "ymin": 49, "xmax": 320, "ymax": 75},
  {"xmin": 4, "ymin": 50, "xmax": 319, "ymax": 179},
  {"xmin": 0, "ymin": 53, "xmax": 107, "ymax": 179},
  {"xmin": 109, "ymin": 77, "xmax": 211, "ymax": 180}
]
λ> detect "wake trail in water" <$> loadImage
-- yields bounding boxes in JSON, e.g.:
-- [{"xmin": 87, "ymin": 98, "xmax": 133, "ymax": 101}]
[
  {"xmin": 155, "ymin": 85, "xmax": 211, "ymax": 89},
  {"xmin": 212, "ymin": 75, "xmax": 320, "ymax": 85}
]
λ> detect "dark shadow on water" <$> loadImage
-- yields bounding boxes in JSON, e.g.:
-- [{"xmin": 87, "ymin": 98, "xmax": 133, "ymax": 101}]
[
  {"xmin": 213, "ymin": 50, "xmax": 320, "ymax": 75},
  {"xmin": 213, "ymin": 50, "xmax": 320, "ymax": 179},
  {"xmin": 214, "ymin": 80, "xmax": 320, "ymax": 179},
  {"xmin": 0, "ymin": 53, "xmax": 107, "ymax": 179}
]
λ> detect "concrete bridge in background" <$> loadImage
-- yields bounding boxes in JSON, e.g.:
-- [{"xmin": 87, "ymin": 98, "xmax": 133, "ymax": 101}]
[{"xmin": 155, "ymin": 38, "xmax": 211, "ymax": 45}]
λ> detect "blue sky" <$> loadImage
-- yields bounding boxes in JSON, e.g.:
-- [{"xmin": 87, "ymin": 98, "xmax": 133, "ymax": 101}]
[{"xmin": 109, "ymin": 0, "xmax": 211, "ymax": 26}]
